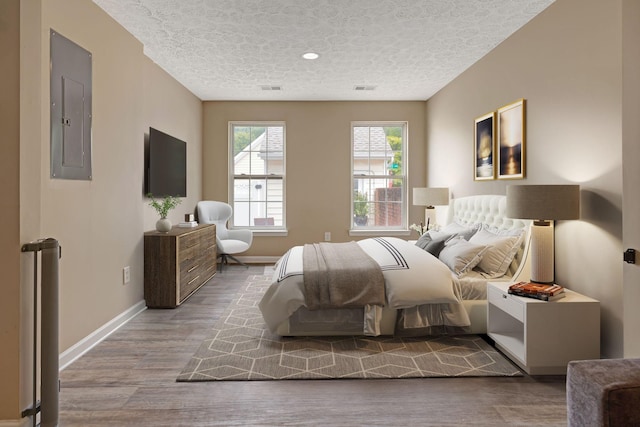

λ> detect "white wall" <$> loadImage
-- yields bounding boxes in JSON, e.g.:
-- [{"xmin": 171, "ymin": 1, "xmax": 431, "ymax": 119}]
[{"xmin": 426, "ymin": 0, "xmax": 625, "ymax": 357}]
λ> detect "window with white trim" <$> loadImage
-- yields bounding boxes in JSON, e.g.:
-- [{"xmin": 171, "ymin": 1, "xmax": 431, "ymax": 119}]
[
  {"xmin": 229, "ymin": 123, "xmax": 285, "ymax": 229},
  {"xmin": 351, "ymin": 122, "xmax": 407, "ymax": 230}
]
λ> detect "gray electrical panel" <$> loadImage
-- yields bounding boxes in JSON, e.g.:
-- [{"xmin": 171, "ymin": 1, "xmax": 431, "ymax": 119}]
[{"xmin": 50, "ymin": 30, "xmax": 92, "ymax": 180}]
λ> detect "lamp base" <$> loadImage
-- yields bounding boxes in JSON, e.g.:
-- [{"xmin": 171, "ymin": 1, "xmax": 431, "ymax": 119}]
[
  {"xmin": 530, "ymin": 221, "xmax": 554, "ymax": 284},
  {"xmin": 425, "ymin": 207, "xmax": 436, "ymax": 230}
]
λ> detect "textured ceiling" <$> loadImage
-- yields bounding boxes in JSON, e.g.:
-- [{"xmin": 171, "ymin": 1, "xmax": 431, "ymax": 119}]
[{"xmin": 93, "ymin": 0, "xmax": 555, "ymax": 101}]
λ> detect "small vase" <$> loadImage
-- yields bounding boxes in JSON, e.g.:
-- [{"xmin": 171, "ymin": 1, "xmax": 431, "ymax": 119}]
[{"xmin": 156, "ymin": 218, "xmax": 172, "ymax": 232}]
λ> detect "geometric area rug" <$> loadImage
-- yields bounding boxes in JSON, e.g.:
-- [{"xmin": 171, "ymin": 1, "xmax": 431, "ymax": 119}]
[{"xmin": 177, "ymin": 271, "xmax": 522, "ymax": 381}]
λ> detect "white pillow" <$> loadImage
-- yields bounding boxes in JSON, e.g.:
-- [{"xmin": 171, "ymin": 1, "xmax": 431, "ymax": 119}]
[
  {"xmin": 438, "ymin": 237, "xmax": 487, "ymax": 277},
  {"xmin": 439, "ymin": 222, "xmax": 480, "ymax": 241},
  {"xmin": 469, "ymin": 227, "xmax": 524, "ymax": 278}
]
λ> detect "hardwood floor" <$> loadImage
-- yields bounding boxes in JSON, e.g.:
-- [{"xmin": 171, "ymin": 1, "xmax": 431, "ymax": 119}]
[{"xmin": 60, "ymin": 265, "xmax": 568, "ymax": 426}]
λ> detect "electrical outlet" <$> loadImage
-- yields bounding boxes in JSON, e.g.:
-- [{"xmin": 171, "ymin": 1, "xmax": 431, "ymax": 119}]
[
  {"xmin": 324, "ymin": 232, "xmax": 331, "ymax": 242},
  {"xmin": 123, "ymin": 266, "xmax": 130, "ymax": 284}
]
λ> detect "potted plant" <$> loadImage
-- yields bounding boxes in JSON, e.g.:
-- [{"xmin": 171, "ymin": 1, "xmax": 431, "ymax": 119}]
[
  {"xmin": 353, "ymin": 191, "xmax": 369, "ymax": 226},
  {"xmin": 147, "ymin": 193, "xmax": 182, "ymax": 232}
]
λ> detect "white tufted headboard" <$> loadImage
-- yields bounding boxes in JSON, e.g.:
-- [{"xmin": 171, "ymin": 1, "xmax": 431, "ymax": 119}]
[{"xmin": 445, "ymin": 195, "xmax": 532, "ymax": 281}]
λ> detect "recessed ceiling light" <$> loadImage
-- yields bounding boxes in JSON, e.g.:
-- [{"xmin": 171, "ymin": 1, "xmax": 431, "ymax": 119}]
[{"xmin": 302, "ymin": 52, "xmax": 319, "ymax": 60}]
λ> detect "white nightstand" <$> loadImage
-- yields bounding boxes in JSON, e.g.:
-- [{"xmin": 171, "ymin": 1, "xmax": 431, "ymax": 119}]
[{"xmin": 487, "ymin": 281, "xmax": 600, "ymax": 375}]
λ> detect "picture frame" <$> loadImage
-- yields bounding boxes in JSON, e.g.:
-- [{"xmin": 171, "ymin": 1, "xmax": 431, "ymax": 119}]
[
  {"xmin": 497, "ymin": 99, "xmax": 526, "ymax": 180},
  {"xmin": 474, "ymin": 112, "xmax": 496, "ymax": 181}
]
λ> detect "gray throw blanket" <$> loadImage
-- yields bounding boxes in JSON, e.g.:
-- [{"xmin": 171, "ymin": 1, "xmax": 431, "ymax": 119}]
[{"xmin": 302, "ymin": 241, "xmax": 385, "ymax": 310}]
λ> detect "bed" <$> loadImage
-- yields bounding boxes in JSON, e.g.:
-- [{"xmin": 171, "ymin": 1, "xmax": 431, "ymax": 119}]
[{"xmin": 258, "ymin": 194, "xmax": 532, "ymax": 336}]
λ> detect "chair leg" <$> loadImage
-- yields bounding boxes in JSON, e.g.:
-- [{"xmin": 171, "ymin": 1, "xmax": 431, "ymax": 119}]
[
  {"xmin": 217, "ymin": 254, "xmax": 227, "ymax": 271},
  {"xmin": 217, "ymin": 253, "xmax": 248, "ymax": 269},
  {"xmin": 225, "ymin": 254, "xmax": 249, "ymax": 268}
]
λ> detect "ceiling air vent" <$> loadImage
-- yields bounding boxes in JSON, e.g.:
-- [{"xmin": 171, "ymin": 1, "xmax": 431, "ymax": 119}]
[
  {"xmin": 261, "ymin": 85, "xmax": 282, "ymax": 91},
  {"xmin": 354, "ymin": 85, "xmax": 376, "ymax": 91}
]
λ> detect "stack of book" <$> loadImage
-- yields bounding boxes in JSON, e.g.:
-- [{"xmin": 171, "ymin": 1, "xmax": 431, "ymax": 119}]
[
  {"xmin": 508, "ymin": 282, "xmax": 565, "ymax": 301},
  {"xmin": 178, "ymin": 221, "xmax": 198, "ymax": 228}
]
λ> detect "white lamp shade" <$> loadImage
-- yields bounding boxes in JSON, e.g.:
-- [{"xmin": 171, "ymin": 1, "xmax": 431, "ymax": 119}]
[
  {"xmin": 413, "ymin": 187, "xmax": 449, "ymax": 207},
  {"xmin": 506, "ymin": 185, "xmax": 580, "ymax": 220}
]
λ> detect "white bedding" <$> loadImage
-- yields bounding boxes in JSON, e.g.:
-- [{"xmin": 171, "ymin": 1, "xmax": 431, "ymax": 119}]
[
  {"xmin": 258, "ymin": 237, "xmax": 471, "ymax": 336},
  {"xmin": 458, "ymin": 272, "xmax": 495, "ymax": 300},
  {"xmin": 259, "ymin": 195, "xmax": 532, "ymax": 337}
]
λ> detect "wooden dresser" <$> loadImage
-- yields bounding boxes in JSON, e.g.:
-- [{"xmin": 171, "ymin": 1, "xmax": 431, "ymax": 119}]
[{"xmin": 144, "ymin": 224, "xmax": 216, "ymax": 308}]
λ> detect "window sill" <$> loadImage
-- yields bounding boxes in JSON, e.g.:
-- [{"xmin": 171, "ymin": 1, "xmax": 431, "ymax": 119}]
[
  {"xmin": 349, "ymin": 229, "xmax": 412, "ymax": 237},
  {"xmin": 252, "ymin": 229, "xmax": 289, "ymax": 237}
]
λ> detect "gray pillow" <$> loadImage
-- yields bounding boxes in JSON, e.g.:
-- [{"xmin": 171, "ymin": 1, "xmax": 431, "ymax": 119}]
[{"xmin": 415, "ymin": 230, "xmax": 454, "ymax": 256}]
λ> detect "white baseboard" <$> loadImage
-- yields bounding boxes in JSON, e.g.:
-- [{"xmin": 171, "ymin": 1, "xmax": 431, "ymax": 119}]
[
  {"xmin": 59, "ymin": 300, "xmax": 146, "ymax": 370},
  {"xmin": 231, "ymin": 256, "xmax": 279, "ymax": 264},
  {"xmin": 0, "ymin": 418, "xmax": 30, "ymax": 427}
]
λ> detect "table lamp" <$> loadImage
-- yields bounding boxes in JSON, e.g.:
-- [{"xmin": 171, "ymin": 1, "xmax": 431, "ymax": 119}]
[
  {"xmin": 506, "ymin": 184, "xmax": 580, "ymax": 284},
  {"xmin": 413, "ymin": 187, "xmax": 450, "ymax": 231}
]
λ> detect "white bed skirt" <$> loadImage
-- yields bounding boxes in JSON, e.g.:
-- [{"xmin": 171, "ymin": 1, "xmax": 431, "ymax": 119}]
[{"xmin": 275, "ymin": 299, "xmax": 487, "ymax": 337}]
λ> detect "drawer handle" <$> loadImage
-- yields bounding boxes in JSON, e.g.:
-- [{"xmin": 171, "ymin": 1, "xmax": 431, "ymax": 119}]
[
  {"xmin": 188, "ymin": 264, "xmax": 199, "ymax": 273},
  {"xmin": 187, "ymin": 275, "xmax": 200, "ymax": 285},
  {"xmin": 502, "ymin": 294, "xmax": 507, "ymax": 299}
]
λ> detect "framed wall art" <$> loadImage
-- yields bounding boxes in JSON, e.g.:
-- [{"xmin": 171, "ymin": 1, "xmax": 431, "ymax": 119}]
[
  {"xmin": 497, "ymin": 98, "xmax": 526, "ymax": 180},
  {"xmin": 474, "ymin": 111, "xmax": 496, "ymax": 181}
]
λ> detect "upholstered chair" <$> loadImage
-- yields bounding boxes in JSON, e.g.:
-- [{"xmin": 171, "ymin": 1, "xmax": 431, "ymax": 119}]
[{"xmin": 196, "ymin": 201, "xmax": 253, "ymax": 269}]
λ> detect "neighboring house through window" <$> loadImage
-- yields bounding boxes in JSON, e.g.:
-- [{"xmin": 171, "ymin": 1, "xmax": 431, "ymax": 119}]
[
  {"xmin": 229, "ymin": 122, "xmax": 285, "ymax": 229},
  {"xmin": 352, "ymin": 122, "xmax": 407, "ymax": 231}
]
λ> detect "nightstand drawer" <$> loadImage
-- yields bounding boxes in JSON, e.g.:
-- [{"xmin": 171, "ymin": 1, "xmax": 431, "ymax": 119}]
[{"xmin": 488, "ymin": 285, "xmax": 524, "ymax": 322}]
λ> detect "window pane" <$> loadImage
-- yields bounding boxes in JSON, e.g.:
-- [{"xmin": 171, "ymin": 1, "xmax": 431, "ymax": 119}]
[
  {"xmin": 263, "ymin": 126, "xmax": 284, "ymax": 175},
  {"xmin": 266, "ymin": 201, "xmax": 283, "ymax": 226},
  {"xmin": 233, "ymin": 126, "xmax": 264, "ymax": 156},
  {"xmin": 372, "ymin": 200, "xmax": 403, "ymax": 227},
  {"xmin": 387, "ymin": 126, "xmax": 403, "ymax": 176},
  {"xmin": 234, "ymin": 178, "xmax": 250, "ymax": 201},
  {"xmin": 233, "ymin": 201, "xmax": 250, "ymax": 226}
]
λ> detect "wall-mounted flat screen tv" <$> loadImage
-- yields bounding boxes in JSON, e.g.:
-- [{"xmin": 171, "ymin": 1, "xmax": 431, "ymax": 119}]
[{"xmin": 145, "ymin": 127, "xmax": 187, "ymax": 197}]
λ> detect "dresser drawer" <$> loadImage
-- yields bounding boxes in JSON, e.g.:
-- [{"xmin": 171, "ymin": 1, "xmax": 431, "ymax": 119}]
[
  {"xmin": 179, "ymin": 231, "xmax": 201, "ymax": 251},
  {"xmin": 180, "ymin": 257, "xmax": 202, "ymax": 280},
  {"xmin": 179, "ymin": 244, "xmax": 199, "ymax": 266},
  {"xmin": 180, "ymin": 271, "xmax": 205, "ymax": 301},
  {"xmin": 488, "ymin": 285, "xmax": 524, "ymax": 322},
  {"xmin": 200, "ymin": 229, "xmax": 216, "ymax": 248}
]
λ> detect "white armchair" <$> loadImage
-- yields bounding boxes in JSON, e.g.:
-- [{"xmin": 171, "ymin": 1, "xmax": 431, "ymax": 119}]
[{"xmin": 196, "ymin": 201, "xmax": 253, "ymax": 269}]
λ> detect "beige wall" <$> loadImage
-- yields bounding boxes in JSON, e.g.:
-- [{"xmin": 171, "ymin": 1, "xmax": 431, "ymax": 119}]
[
  {"xmin": 426, "ymin": 0, "xmax": 625, "ymax": 357},
  {"xmin": 3, "ymin": 0, "xmax": 203, "ymax": 422},
  {"xmin": 1, "ymin": 0, "xmax": 22, "ymax": 421},
  {"xmin": 202, "ymin": 101, "xmax": 426, "ymax": 256},
  {"xmin": 38, "ymin": 0, "xmax": 202, "ymax": 352},
  {"xmin": 622, "ymin": 0, "xmax": 640, "ymax": 357},
  {"xmin": 142, "ymin": 57, "xmax": 203, "ymax": 230}
]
